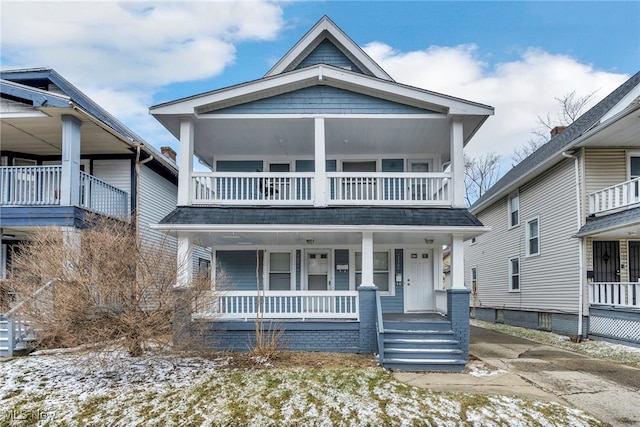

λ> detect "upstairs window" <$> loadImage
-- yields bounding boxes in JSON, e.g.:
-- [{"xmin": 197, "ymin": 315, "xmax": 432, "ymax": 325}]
[
  {"xmin": 526, "ymin": 217, "xmax": 540, "ymax": 256},
  {"xmin": 509, "ymin": 192, "xmax": 520, "ymax": 228}
]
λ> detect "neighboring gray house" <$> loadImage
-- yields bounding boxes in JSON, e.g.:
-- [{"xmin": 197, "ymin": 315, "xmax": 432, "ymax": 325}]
[
  {"xmin": 466, "ymin": 71, "xmax": 640, "ymax": 347},
  {"xmin": 0, "ymin": 68, "xmax": 209, "ymax": 355},
  {"xmin": 150, "ymin": 16, "xmax": 494, "ymax": 371}
]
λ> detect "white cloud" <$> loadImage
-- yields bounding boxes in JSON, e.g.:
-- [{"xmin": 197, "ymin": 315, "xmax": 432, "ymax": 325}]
[
  {"xmin": 1, "ymin": 0, "xmax": 285, "ymax": 149},
  {"xmin": 364, "ymin": 42, "xmax": 629, "ymax": 163}
]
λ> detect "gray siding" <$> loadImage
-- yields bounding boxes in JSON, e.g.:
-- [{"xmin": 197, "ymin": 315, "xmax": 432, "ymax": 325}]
[
  {"xmin": 380, "ymin": 248, "xmax": 404, "ymax": 313},
  {"xmin": 211, "ymin": 86, "xmax": 433, "ymax": 115},
  {"xmin": 334, "ymin": 249, "xmax": 349, "ymax": 291},
  {"xmin": 92, "ymin": 159, "xmax": 131, "ymax": 212},
  {"xmin": 295, "ymin": 39, "xmax": 364, "ymax": 74},
  {"xmin": 466, "ymin": 159, "xmax": 581, "ymax": 313},
  {"xmin": 217, "ymin": 250, "xmax": 263, "ymax": 291},
  {"xmin": 216, "ymin": 160, "xmax": 264, "ymax": 172}
]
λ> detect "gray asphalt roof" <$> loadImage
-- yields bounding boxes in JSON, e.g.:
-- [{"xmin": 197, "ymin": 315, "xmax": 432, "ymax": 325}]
[
  {"xmin": 159, "ymin": 206, "xmax": 484, "ymax": 228},
  {"xmin": 471, "ymin": 71, "xmax": 640, "ymax": 213},
  {"xmin": 577, "ymin": 206, "xmax": 640, "ymax": 237}
]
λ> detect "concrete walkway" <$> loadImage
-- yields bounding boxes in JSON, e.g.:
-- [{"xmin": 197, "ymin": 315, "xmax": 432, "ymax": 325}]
[{"xmin": 394, "ymin": 326, "xmax": 640, "ymax": 426}]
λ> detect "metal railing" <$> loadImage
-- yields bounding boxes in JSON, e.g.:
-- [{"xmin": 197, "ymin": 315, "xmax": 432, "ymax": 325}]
[
  {"xmin": 589, "ymin": 282, "xmax": 640, "ymax": 308},
  {"xmin": 588, "ymin": 177, "xmax": 640, "ymax": 215},
  {"xmin": 193, "ymin": 290, "xmax": 359, "ymax": 320}
]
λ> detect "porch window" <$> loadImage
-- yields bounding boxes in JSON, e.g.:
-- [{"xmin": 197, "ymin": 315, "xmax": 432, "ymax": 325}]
[
  {"xmin": 526, "ymin": 217, "xmax": 540, "ymax": 256},
  {"xmin": 268, "ymin": 252, "xmax": 292, "ymax": 291},
  {"xmin": 509, "ymin": 257, "xmax": 520, "ymax": 291},
  {"xmin": 509, "ymin": 192, "xmax": 519, "ymax": 228},
  {"xmin": 355, "ymin": 251, "xmax": 389, "ymax": 292}
]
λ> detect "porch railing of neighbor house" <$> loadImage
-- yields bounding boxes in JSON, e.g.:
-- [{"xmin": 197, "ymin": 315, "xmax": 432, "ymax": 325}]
[
  {"xmin": 78, "ymin": 171, "xmax": 128, "ymax": 219},
  {"xmin": 193, "ymin": 290, "xmax": 359, "ymax": 320},
  {"xmin": 0, "ymin": 166, "xmax": 128, "ymax": 219},
  {"xmin": 328, "ymin": 172, "xmax": 450, "ymax": 205},
  {"xmin": 588, "ymin": 177, "xmax": 640, "ymax": 215},
  {"xmin": 191, "ymin": 172, "xmax": 315, "ymax": 205},
  {"xmin": 589, "ymin": 282, "xmax": 640, "ymax": 308}
]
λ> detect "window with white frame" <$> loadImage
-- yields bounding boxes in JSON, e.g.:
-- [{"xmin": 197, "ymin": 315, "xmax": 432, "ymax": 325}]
[
  {"xmin": 268, "ymin": 252, "xmax": 292, "ymax": 291},
  {"xmin": 470, "ymin": 267, "xmax": 478, "ymax": 294},
  {"xmin": 355, "ymin": 251, "xmax": 390, "ymax": 292},
  {"xmin": 509, "ymin": 192, "xmax": 520, "ymax": 227},
  {"xmin": 526, "ymin": 217, "xmax": 540, "ymax": 256},
  {"xmin": 509, "ymin": 257, "xmax": 520, "ymax": 291}
]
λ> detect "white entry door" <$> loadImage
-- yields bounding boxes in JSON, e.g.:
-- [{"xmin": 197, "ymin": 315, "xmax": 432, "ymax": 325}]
[
  {"xmin": 404, "ymin": 251, "xmax": 434, "ymax": 312},
  {"xmin": 306, "ymin": 250, "xmax": 331, "ymax": 290}
]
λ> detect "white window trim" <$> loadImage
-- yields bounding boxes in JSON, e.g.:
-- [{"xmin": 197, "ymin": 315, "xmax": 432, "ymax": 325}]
[
  {"xmin": 509, "ymin": 256, "xmax": 520, "ymax": 292},
  {"xmin": 470, "ymin": 236, "xmax": 477, "ymax": 245},
  {"xmin": 526, "ymin": 216, "xmax": 540, "ymax": 257},
  {"xmin": 302, "ymin": 249, "xmax": 333, "ymax": 291},
  {"xmin": 470, "ymin": 266, "xmax": 478, "ymax": 294},
  {"xmin": 350, "ymin": 249, "xmax": 394, "ymax": 296},
  {"xmin": 407, "ymin": 159, "xmax": 433, "ymax": 173},
  {"xmin": 265, "ymin": 250, "xmax": 295, "ymax": 291},
  {"xmin": 626, "ymin": 151, "xmax": 640, "ymax": 180},
  {"xmin": 508, "ymin": 191, "xmax": 520, "ymax": 229}
]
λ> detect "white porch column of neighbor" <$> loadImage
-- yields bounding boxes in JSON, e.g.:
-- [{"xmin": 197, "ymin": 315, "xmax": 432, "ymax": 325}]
[
  {"xmin": 177, "ymin": 117, "xmax": 194, "ymax": 206},
  {"xmin": 360, "ymin": 232, "xmax": 375, "ymax": 286},
  {"xmin": 176, "ymin": 233, "xmax": 193, "ymax": 287},
  {"xmin": 314, "ymin": 116, "xmax": 327, "ymax": 207},
  {"xmin": 450, "ymin": 234, "xmax": 465, "ymax": 289},
  {"xmin": 450, "ymin": 118, "xmax": 465, "ymax": 208},
  {"xmin": 60, "ymin": 115, "xmax": 82, "ymax": 206},
  {"xmin": 61, "ymin": 226, "xmax": 81, "ymax": 273}
]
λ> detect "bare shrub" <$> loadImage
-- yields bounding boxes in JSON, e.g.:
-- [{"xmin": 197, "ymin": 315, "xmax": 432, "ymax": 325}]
[{"xmin": 8, "ymin": 215, "xmax": 218, "ymax": 357}]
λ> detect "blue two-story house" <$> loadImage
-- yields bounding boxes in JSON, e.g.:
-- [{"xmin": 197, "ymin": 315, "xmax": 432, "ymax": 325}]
[{"xmin": 151, "ymin": 17, "xmax": 493, "ymax": 371}]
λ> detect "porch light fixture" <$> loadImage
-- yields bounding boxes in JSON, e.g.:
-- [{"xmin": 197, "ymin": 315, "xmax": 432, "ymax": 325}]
[{"xmin": 305, "ymin": 238, "xmax": 314, "ymax": 245}]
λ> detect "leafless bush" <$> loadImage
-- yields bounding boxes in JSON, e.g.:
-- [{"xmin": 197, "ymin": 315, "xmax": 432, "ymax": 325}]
[{"xmin": 8, "ymin": 215, "xmax": 218, "ymax": 357}]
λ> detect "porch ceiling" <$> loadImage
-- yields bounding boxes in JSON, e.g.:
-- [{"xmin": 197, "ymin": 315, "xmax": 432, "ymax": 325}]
[
  {"xmin": 574, "ymin": 111, "xmax": 639, "ymax": 148},
  {"xmin": 193, "ymin": 116, "xmax": 452, "ymax": 165},
  {"xmin": 1, "ymin": 107, "xmax": 133, "ymax": 156}
]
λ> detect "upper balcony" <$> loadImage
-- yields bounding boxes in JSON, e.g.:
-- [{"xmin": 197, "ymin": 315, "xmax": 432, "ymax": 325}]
[
  {"xmin": 588, "ymin": 177, "xmax": 640, "ymax": 216},
  {"xmin": 0, "ymin": 165, "xmax": 129, "ymax": 219}
]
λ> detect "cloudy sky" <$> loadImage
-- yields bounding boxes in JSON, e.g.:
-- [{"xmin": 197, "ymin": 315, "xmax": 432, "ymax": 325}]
[{"xmin": 1, "ymin": 1, "xmax": 638, "ymax": 174}]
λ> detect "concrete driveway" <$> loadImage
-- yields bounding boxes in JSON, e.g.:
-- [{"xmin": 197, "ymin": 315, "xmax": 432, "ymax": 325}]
[{"xmin": 470, "ymin": 326, "xmax": 640, "ymax": 426}]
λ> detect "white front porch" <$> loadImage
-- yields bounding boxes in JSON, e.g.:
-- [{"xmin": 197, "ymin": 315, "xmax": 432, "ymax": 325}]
[{"xmin": 589, "ymin": 282, "xmax": 640, "ymax": 309}]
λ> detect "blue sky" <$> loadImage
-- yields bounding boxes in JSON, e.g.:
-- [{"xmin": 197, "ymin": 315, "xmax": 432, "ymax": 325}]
[{"xmin": 2, "ymin": 1, "xmax": 639, "ymax": 167}]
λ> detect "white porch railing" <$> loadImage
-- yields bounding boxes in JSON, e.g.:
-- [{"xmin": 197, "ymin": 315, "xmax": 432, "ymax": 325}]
[
  {"xmin": 589, "ymin": 282, "xmax": 640, "ymax": 308},
  {"xmin": 0, "ymin": 166, "xmax": 128, "ymax": 219},
  {"xmin": 192, "ymin": 172, "xmax": 315, "ymax": 205},
  {"xmin": 328, "ymin": 172, "xmax": 450, "ymax": 205},
  {"xmin": 79, "ymin": 171, "xmax": 128, "ymax": 219},
  {"xmin": 193, "ymin": 290, "xmax": 359, "ymax": 320},
  {"xmin": 588, "ymin": 177, "xmax": 640, "ymax": 215}
]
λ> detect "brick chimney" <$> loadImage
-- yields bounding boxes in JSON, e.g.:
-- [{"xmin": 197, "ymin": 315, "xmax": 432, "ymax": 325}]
[
  {"xmin": 161, "ymin": 146, "xmax": 177, "ymax": 162},
  {"xmin": 550, "ymin": 126, "xmax": 566, "ymax": 137}
]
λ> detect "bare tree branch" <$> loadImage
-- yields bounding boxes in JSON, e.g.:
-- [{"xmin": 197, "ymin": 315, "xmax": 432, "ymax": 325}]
[{"xmin": 464, "ymin": 152, "xmax": 500, "ymax": 207}]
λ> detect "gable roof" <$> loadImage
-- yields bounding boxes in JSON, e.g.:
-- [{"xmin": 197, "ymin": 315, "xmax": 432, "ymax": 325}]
[
  {"xmin": 265, "ymin": 16, "xmax": 392, "ymax": 81},
  {"xmin": 471, "ymin": 71, "xmax": 640, "ymax": 214}
]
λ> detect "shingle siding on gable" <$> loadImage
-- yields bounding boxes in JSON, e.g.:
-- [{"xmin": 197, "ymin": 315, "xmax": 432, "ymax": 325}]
[
  {"xmin": 211, "ymin": 86, "xmax": 433, "ymax": 115},
  {"xmin": 295, "ymin": 39, "xmax": 364, "ymax": 74},
  {"xmin": 467, "ymin": 160, "xmax": 580, "ymax": 312}
]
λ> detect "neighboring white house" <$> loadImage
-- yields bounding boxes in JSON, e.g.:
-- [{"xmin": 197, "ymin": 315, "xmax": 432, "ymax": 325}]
[
  {"xmin": 466, "ymin": 71, "xmax": 640, "ymax": 347},
  {"xmin": 0, "ymin": 68, "xmax": 209, "ymax": 355},
  {"xmin": 150, "ymin": 16, "xmax": 494, "ymax": 371}
]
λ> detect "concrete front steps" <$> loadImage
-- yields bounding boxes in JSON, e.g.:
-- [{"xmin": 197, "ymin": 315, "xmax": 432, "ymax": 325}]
[{"xmin": 381, "ymin": 320, "xmax": 466, "ymax": 372}]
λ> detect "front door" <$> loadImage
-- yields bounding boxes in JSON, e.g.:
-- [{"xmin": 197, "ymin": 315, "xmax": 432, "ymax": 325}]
[
  {"xmin": 404, "ymin": 251, "xmax": 433, "ymax": 312},
  {"xmin": 306, "ymin": 250, "xmax": 331, "ymax": 290},
  {"xmin": 593, "ymin": 241, "xmax": 620, "ymax": 282}
]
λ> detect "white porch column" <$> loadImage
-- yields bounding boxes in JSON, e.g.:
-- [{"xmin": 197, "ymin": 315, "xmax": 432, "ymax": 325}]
[
  {"xmin": 450, "ymin": 118, "xmax": 465, "ymax": 208},
  {"xmin": 177, "ymin": 117, "xmax": 195, "ymax": 206},
  {"xmin": 451, "ymin": 234, "xmax": 465, "ymax": 289},
  {"xmin": 360, "ymin": 231, "xmax": 375, "ymax": 286},
  {"xmin": 60, "ymin": 115, "xmax": 81, "ymax": 206},
  {"xmin": 314, "ymin": 116, "xmax": 327, "ymax": 207},
  {"xmin": 177, "ymin": 233, "xmax": 193, "ymax": 287},
  {"xmin": 61, "ymin": 226, "xmax": 81, "ymax": 273}
]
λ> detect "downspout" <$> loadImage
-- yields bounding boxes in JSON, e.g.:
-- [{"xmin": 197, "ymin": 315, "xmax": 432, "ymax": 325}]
[{"xmin": 562, "ymin": 151, "xmax": 584, "ymax": 339}]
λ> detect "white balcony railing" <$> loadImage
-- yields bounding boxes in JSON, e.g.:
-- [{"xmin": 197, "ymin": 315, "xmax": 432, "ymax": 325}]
[
  {"xmin": 588, "ymin": 177, "xmax": 640, "ymax": 215},
  {"xmin": 0, "ymin": 166, "xmax": 128, "ymax": 219},
  {"xmin": 191, "ymin": 172, "xmax": 451, "ymax": 206},
  {"xmin": 328, "ymin": 172, "xmax": 450, "ymax": 205},
  {"xmin": 192, "ymin": 172, "xmax": 315, "ymax": 205},
  {"xmin": 589, "ymin": 282, "xmax": 640, "ymax": 309},
  {"xmin": 193, "ymin": 290, "xmax": 359, "ymax": 320}
]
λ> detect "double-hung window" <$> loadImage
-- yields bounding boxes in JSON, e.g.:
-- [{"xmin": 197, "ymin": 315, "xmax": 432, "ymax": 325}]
[
  {"xmin": 509, "ymin": 257, "xmax": 520, "ymax": 291},
  {"xmin": 268, "ymin": 252, "xmax": 292, "ymax": 291},
  {"xmin": 509, "ymin": 192, "xmax": 520, "ymax": 227},
  {"xmin": 355, "ymin": 251, "xmax": 390, "ymax": 292},
  {"xmin": 526, "ymin": 217, "xmax": 540, "ymax": 256},
  {"xmin": 470, "ymin": 267, "xmax": 478, "ymax": 293}
]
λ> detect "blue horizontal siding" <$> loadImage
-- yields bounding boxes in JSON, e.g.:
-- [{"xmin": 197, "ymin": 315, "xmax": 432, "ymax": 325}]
[
  {"xmin": 216, "ymin": 160, "xmax": 264, "ymax": 172},
  {"xmin": 295, "ymin": 39, "xmax": 364, "ymax": 74},
  {"xmin": 0, "ymin": 206, "xmax": 100, "ymax": 228},
  {"xmin": 211, "ymin": 86, "xmax": 434, "ymax": 115},
  {"xmin": 334, "ymin": 249, "xmax": 350, "ymax": 291},
  {"xmin": 217, "ymin": 250, "xmax": 264, "ymax": 291},
  {"xmin": 381, "ymin": 249, "xmax": 404, "ymax": 313}
]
